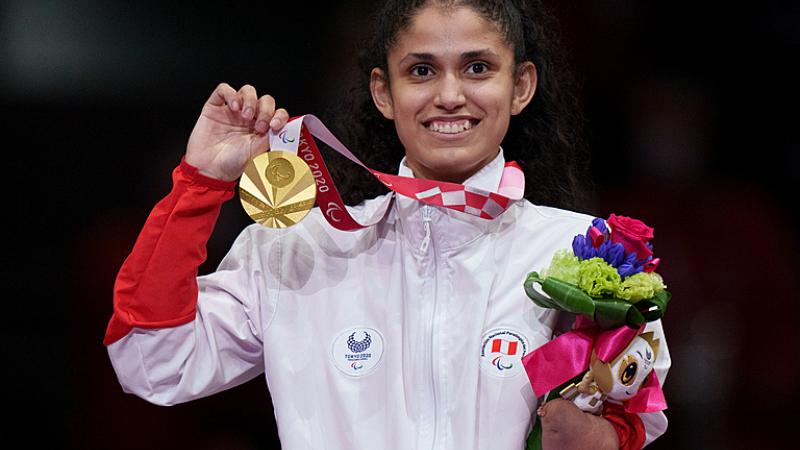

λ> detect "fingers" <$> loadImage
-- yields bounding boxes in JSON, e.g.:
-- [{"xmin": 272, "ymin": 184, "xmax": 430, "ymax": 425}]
[
  {"xmin": 254, "ymin": 94, "xmax": 276, "ymax": 133},
  {"xmin": 254, "ymin": 99, "xmax": 289, "ymax": 134},
  {"xmin": 208, "ymin": 82, "xmax": 238, "ymax": 108},
  {"xmin": 208, "ymin": 83, "xmax": 289, "ymax": 135},
  {"xmin": 539, "ymin": 399, "xmax": 569, "ymax": 425},
  {"xmin": 271, "ymin": 108, "xmax": 289, "ymax": 131},
  {"xmin": 239, "ymin": 84, "xmax": 258, "ymax": 120}
]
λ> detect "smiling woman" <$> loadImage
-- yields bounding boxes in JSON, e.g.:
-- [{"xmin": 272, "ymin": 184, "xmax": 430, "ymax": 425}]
[
  {"xmin": 103, "ymin": 1, "xmax": 668, "ymax": 450},
  {"xmin": 326, "ymin": 0, "xmax": 590, "ymax": 210}
]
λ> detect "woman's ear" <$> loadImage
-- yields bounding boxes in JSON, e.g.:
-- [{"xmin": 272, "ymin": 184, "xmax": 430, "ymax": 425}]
[
  {"xmin": 511, "ymin": 61, "xmax": 537, "ymax": 115},
  {"xmin": 370, "ymin": 68, "xmax": 395, "ymax": 120}
]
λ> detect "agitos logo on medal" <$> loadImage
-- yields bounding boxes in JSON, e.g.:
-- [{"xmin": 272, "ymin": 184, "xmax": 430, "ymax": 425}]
[
  {"xmin": 480, "ymin": 328, "xmax": 529, "ymax": 378},
  {"xmin": 278, "ymin": 129, "xmax": 295, "ymax": 144},
  {"xmin": 331, "ymin": 327, "xmax": 384, "ymax": 377}
]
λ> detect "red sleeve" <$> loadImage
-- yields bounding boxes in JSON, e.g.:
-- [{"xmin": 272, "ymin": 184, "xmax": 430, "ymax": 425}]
[
  {"xmin": 103, "ymin": 158, "xmax": 237, "ymax": 346},
  {"xmin": 603, "ymin": 402, "xmax": 647, "ymax": 450}
]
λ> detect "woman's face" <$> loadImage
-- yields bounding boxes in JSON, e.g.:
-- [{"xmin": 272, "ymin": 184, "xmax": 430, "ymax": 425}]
[{"xmin": 370, "ymin": 5, "xmax": 536, "ymax": 183}]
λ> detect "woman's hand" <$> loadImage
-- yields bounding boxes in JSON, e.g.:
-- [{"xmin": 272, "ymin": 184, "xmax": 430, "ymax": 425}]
[
  {"xmin": 539, "ymin": 399, "xmax": 619, "ymax": 450},
  {"xmin": 186, "ymin": 83, "xmax": 290, "ymax": 181}
]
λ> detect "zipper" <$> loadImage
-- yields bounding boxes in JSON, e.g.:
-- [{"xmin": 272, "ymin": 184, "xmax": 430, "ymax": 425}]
[
  {"xmin": 420, "ymin": 204, "xmax": 440, "ymax": 449},
  {"xmin": 420, "ymin": 205, "xmax": 432, "ymax": 254}
]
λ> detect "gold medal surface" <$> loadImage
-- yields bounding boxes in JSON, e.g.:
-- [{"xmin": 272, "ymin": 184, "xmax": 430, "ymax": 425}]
[{"xmin": 239, "ymin": 151, "xmax": 316, "ymax": 228}]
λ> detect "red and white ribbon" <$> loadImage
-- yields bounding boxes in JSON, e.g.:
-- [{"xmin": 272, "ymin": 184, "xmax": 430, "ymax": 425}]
[{"xmin": 268, "ymin": 115, "xmax": 525, "ymax": 231}]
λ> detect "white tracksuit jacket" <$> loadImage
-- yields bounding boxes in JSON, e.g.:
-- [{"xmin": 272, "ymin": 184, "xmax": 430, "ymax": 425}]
[{"xmin": 107, "ymin": 152, "xmax": 670, "ymax": 449}]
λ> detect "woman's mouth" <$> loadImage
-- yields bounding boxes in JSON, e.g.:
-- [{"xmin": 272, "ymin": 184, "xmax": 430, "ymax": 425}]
[{"xmin": 424, "ymin": 118, "xmax": 479, "ymax": 135}]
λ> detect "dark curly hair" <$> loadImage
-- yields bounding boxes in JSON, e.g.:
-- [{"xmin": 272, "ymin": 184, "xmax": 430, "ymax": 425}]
[{"xmin": 322, "ymin": 0, "xmax": 590, "ymax": 211}]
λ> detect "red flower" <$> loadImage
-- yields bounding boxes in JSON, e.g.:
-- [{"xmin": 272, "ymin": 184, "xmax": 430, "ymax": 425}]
[{"xmin": 607, "ymin": 214, "xmax": 654, "ymax": 260}]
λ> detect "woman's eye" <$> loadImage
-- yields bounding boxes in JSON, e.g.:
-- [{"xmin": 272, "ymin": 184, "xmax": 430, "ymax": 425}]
[
  {"xmin": 467, "ymin": 62, "xmax": 488, "ymax": 74},
  {"xmin": 411, "ymin": 65, "xmax": 432, "ymax": 76}
]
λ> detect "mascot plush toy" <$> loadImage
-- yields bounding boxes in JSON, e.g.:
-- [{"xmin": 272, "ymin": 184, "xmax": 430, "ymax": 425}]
[{"xmin": 560, "ymin": 331, "xmax": 660, "ymax": 415}]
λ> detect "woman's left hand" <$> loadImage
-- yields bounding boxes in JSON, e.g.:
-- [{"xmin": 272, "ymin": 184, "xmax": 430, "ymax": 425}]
[{"xmin": 538, "ymin": 399, "xmax": 619, "ymax": 450}]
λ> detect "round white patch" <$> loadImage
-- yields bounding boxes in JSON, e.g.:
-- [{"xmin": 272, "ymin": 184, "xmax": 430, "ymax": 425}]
[
  {"xmin": 480, "ymin": 328, "xmax": 530, "ymax": 378},
  {"xmin": 331, "ymin": 326, "xmax": 385, "ymax": 377}
]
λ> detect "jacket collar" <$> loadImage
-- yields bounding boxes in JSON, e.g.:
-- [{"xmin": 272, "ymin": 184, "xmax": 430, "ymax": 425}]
[{"xmin": 391, "ymin": 149, "xmax": 515, "ymax": 253}]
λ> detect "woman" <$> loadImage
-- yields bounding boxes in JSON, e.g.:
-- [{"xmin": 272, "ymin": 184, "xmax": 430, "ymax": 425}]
[{"xmin": 105, "ymin": 1, "xmax": 669, "ymax": 448}]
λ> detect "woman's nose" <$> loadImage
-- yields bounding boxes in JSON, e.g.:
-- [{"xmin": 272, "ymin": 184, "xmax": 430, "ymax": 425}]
[{"xmin": 434, "ymin": 73, "xmax": 466, "ymax": 110}]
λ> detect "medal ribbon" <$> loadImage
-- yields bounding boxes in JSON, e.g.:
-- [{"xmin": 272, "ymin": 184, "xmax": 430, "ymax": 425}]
[{"xmin": 268, "ymin": 114, "xmax": 525, "ymax": 231}]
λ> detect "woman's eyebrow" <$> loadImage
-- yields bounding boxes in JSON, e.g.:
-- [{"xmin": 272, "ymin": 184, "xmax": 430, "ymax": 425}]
[
  {"xmin": 399, "ymin": 52, "xmax": 436, "ymax": 65},
  {"xmin": 399, "ymin": 49, "xmax": 499, "ymax": 65},
  {"xmin": 461, "ymin": 49, "xmax": 498, "ymax": 59}
]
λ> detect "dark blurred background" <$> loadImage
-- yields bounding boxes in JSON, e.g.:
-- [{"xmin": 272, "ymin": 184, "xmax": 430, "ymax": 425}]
[{"xmin": 3, "ymin": 1, "xmax": 798, "ymax": 448}]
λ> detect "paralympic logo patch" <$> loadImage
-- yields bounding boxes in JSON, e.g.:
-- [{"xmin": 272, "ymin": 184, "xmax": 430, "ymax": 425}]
[
  {"xmin": 332, "ymin": 327, "xmax": 384, "ymax": 377},
  {"xmin": 480, "ymin": 328, "xmax": 529, "ymax": 378},
  {"xmin": 279, "ymin": 129, "xmax": 295, "ymax": 144}
]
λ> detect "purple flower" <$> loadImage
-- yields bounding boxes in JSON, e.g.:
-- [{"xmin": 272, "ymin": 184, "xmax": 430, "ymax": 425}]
[
  {"xmin": 618, "ymin": 263, "xmax": 639, "ymax": 278},
  {"xmin": 616, "ymin": 252, "xmax": 638, "ymax": 278},
  {"xmin": 572, "ymin": 234, "xmax": 595, "ymax": 259},
  {"xmin": 617, "ymin": 251, "xmax": 657, "ymax": 278},
  {"xmin": 599, "ymin": 242, "xmax": 626, "ymax": 268},
  {"xmin": 592, "ymin": 217, "xmax": 609, "ymax": 235}
]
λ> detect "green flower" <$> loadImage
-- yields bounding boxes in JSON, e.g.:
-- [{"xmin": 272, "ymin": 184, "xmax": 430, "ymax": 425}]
[
  {"xmin": 577, "ymin": 257, "xmax": 621, "ymax": 298},
  {"xmin": 616, "ymin": 272, "xmax": 666, "ymax": 303},
  {"xmin": 543, "ymin": 249, "xmax": 580, "ymax": 285}
]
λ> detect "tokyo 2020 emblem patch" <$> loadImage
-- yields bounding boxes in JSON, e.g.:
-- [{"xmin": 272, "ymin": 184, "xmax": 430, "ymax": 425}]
[
  {"xmin": 480, "ymin": 328, "xmax": 530, "ymax": 378},
  {"xmin": 331, "ymin": 327, "xmax": 385, "ymax": 377}
]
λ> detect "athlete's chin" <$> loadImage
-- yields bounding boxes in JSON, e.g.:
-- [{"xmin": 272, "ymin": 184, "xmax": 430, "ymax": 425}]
[{"xmin": 406, "ymin": 144, "xmax": 500, "ymax": 182}]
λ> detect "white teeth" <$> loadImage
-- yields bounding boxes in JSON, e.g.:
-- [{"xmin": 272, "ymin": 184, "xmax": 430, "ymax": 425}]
[{"xmin": 427, "ymin": 120, "xmax": 474, "ymax": 134}]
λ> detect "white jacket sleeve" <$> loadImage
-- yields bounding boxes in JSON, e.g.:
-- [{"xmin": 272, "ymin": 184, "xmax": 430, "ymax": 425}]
[{"xmin": 107, "ymin": 225, "xmax": 269, "ymax": 406}]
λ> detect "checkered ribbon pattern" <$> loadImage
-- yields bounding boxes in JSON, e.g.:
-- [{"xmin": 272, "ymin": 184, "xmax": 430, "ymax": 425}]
[
  {"xmin": 369, "ymin": 169, "xmax": 519, "ymax": 220},
  {"xmin": 268, "ymin": 115, "xmax": 525, "ymax": 231}
]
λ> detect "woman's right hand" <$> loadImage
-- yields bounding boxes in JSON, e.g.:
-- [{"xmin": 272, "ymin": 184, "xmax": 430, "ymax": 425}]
[{"xmin": 186, "ymin": 83, "xmax": 289, "ymax": 181}]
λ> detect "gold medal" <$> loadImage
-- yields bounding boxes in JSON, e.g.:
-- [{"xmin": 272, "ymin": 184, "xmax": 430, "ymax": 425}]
[{"xmin": 239, "ymin": 151, "xmax": 316, "ymax": 228}]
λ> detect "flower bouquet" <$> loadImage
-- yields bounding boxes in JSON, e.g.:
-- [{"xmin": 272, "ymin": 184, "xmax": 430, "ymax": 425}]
[
  {"xmin": 524, "ymin": 214, "xmax": 669, "ymax": 329},
  {"xmin": 523, "ymin": 214, "xmax": 670, "ymax": 450}
]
